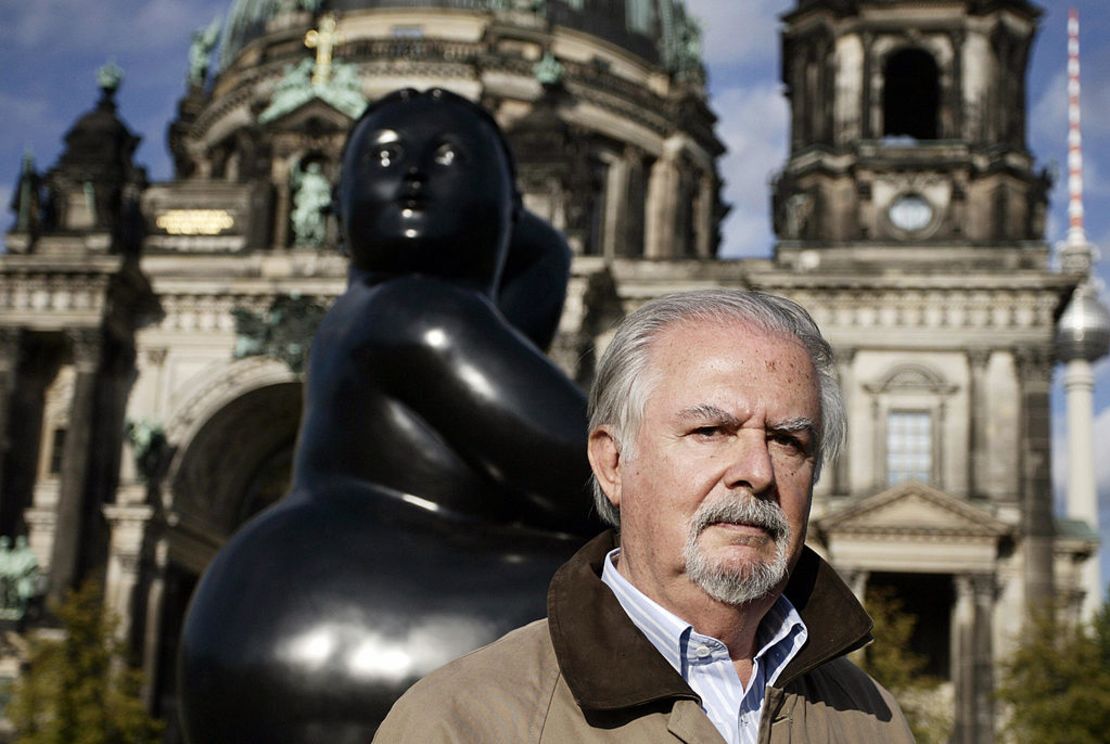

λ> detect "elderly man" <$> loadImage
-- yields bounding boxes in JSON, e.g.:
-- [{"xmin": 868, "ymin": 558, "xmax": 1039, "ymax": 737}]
[{"xmin": 375, "ymin": 289, "xmax": 913, "ymax": 743}]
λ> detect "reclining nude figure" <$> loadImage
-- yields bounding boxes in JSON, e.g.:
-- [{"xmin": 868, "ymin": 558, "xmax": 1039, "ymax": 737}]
[{"xmin": 180, "ymin": 88, "xmax": 600, "ymax": 743}]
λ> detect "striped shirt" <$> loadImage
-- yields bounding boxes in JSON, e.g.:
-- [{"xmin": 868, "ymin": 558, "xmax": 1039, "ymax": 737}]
[{"xmin": 600, "ymin": 548, "xmax": 808, "ymax": 744}]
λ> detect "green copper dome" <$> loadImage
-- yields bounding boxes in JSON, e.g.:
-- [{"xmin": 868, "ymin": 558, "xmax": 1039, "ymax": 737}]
[{"xmin": 219, "ymin": 0, "xmax": 702, "ymax": 75}]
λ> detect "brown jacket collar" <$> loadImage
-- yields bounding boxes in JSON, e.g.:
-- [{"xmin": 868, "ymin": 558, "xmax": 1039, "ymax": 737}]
[{"xmin": 547, "ymin": 530, "xmax": 874, "ymax": 713}]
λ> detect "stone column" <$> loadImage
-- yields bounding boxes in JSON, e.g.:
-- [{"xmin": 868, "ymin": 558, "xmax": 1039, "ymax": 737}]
[
  {"xmin": 104, "ymin": 497, "xmax": 154, "ymax": 647},
  {"xmin": 601, "ymin": 155, "xmax": 629, "ymax": 261},
  {"xmin": 48, "ymin": 328, "xmax": 102, "ymax": 604},
  {"xmin": 845, "ymin": 569, "xmax": 869, "ymax": 665},
  {"xmin": 967, "ymin": 349, "xmax": 991, "ymax": 500},
  {"xmin": 695, "ymin": 172, "xmax": 715, "ymax": 258},
  {"xmin": 0, "ymin": 328, "xmax": 22, "ymax": 534},
  {"xmin": 1063, "ymin": 358, "xmax": 1101, "ymax": 619},
  {"xmin": 141, "ymin": 536, "xmax": 169, "ymax": 709},
  {"xmin": 952, "ymin": 574, "xmax": 975, "ymax": 744},
  {"xmin": 860, "ymin": 32, "xmax": 874, "ymax": 140},
  {"xmin": 949, "ymin": 30, "xmax": 966, "ymax": 139},
  {"xmin": 1014, "ymin": 347, "xmax": 1054, "ymax": 607},
  {"xmin": 845, "ymin": 569, "xmax": 868, "ymax": 604},
  {"xmin": 833, "ymin": 346, "xmax": 855, "ymax": 497},
  {"xmin": 971, "ymin": 573, "xmax": 996, "ymax": 744},
  {"xmin": 644, "ymin": 144, "xmax": 680, "ymax": 259},
  {"xmin": 272, "ymin": 158, "xmax": 292, "ymax": 249}
]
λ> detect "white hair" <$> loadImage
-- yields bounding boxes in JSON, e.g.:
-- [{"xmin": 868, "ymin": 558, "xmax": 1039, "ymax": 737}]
[{"xmin": 587, "ymin": 289, "xmax": 844, "ymax": 526}]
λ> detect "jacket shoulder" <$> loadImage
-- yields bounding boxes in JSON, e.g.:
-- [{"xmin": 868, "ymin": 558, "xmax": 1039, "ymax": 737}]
[
  {"xmin": 781, "ymin": 657, "xmax": 915, "ymax": 742},
  {"xmin": 373, "ymin": 619, "xmax": 559, "ymax": 743}
]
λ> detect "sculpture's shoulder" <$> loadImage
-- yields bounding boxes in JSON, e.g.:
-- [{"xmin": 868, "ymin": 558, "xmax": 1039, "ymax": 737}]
[
  {"xmin": 373, "ymin": 619, "xmax": 559, "ymax": 743},
  {"xmin": 325, "ymin": 276, "xmax": 500, "ymax": 344}
]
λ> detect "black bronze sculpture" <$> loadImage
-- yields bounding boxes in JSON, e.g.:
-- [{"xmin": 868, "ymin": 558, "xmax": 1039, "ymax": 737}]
[{"xmin": 179, "ymin": 89, "xmax": 599, "ymax": 743}]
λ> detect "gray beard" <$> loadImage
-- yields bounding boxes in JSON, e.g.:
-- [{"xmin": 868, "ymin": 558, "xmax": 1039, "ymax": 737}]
[{"xmin": 683, "ymin": 494, "xmax": 791, "ymax": 606}]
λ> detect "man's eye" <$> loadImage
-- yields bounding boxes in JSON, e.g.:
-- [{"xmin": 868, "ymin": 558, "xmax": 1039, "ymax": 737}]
[
  {"xmin": 769, "ymin": 433, "xmax": 805, "ymax": 455},
  {"xmin": 693, "ymin": 426, "xmax": 724, "ymax": 438},
  {"xmin": 434, "ymin": 143, "xmax": 457, "ymax": 166}
]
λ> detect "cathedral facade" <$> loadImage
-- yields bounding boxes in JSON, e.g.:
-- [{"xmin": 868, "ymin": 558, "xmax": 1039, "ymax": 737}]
[{"xmin": 0, "ymin": 1, "xmax": 1100, "ymax": 741}]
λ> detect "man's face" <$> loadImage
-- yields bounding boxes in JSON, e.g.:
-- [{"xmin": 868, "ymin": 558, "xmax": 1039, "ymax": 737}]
[{"xmin": 593, "ymin": 319, "xmax": 821, "ymax": 612}]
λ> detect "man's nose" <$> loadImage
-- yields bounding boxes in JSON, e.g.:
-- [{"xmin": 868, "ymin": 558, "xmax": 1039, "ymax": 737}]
[{"xmin": 722, "ymin": 432, "xmax": 774, "ymax": 494}]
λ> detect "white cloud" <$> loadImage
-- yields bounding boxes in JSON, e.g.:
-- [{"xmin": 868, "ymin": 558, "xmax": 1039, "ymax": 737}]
[{"xmin": 712, "ymin": 83, "xmax": 788, "ymax": 258}]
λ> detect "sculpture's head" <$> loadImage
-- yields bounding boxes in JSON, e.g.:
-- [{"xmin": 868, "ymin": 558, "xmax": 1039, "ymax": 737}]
[{"xmin": 338, "ymin": 88, "xmax": 520, "ymax": 295}]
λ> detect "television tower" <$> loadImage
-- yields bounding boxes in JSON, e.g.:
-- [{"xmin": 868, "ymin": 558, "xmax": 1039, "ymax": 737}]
[{"xmin": 1055, "ymin": 7, "xmax": 1110, "ymax": 620}]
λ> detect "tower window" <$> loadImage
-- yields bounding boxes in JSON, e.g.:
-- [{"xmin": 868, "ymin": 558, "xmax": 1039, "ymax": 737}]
[
  {"xmin": 882, "ymin": 48, "xmax": 939, "ymax": 140},
  {"xmin": 886, "ymin": 410, "xmax": 932, "ymax": 485}
]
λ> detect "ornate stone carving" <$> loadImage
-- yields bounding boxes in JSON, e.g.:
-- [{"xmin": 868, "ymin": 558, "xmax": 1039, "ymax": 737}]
[
  {"xmin": 1013, "ymin": 345, "xmax": 1053, "ymax": 383},
  {"xmin": 231, "ymin": 293, "xmax": 328, "ymax": 375},
  {"xmin": 124, "ymin": 420, "xmax": 170, "ymax": 485}
]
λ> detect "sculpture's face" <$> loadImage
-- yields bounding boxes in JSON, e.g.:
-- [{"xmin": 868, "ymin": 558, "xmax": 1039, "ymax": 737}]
[{"xmin": 340, "ymin": 95, "xmax": 515, "ymax": 293}]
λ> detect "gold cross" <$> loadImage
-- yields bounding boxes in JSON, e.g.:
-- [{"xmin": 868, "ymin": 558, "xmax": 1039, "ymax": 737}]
[{"xmin": 305, "ymin": 13, "xmax": 341, "ymax": 86}]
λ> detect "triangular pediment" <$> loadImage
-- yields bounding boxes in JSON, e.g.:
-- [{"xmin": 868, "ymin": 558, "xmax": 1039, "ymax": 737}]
[
  {"xmin": 817, "ymin": 481, "xmax": 1012, "ymax": 539},
  {"xmin": 259, "ymin": 98, "xmax": 356, "ymax": 132}
]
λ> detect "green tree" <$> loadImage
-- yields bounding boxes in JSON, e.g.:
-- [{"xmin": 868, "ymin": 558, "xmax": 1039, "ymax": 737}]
[
  {"xmin": 861, "ymin": 586, "xmax": 952, "ymax": 743},
  {"xmin": 7, "ymin": 579, "xmax": 163, "ymax": 744},
  {"xmin": 996, "ymin": 599, "xmax": 1110, "ymax": 744}
]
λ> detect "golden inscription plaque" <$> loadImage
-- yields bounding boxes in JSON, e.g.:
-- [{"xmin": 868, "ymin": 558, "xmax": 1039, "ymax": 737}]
[{"xmin": 155, "ymin": 209, "xmax": 235, "ymax": 235}]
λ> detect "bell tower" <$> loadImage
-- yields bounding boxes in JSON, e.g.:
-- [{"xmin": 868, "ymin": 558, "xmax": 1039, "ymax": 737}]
[{"xmin": 772, "ymin": 0, "xmax": 1049, "ymax": 270}]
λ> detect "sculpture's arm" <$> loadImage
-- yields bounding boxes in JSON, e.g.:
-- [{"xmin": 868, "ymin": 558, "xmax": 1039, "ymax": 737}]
[
  {"xmin": 372, "ymin": 277, "xmax": 596, "ymax": 535},
  {"xmin": 497, "ymin": 210, "xmax": 572, "ymax": 352}
]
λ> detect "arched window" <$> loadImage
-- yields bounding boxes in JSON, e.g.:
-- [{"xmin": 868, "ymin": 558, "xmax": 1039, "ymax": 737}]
[{"xmin": 882, "ymin": 48, "xmax": 939, "ymax": 140}]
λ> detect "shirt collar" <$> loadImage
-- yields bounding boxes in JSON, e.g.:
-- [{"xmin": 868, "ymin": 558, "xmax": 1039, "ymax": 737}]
[
  {"xmin": 546, "ymin": 531, "xmax": 875, "ymax": 713},
  {"xmin": 600, "ymin": 548, "xmax": 807, "ymax": 684}
]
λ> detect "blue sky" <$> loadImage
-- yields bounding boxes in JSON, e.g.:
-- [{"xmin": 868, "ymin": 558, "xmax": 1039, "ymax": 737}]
[{"xmin": 1, "ymin": 0, "xmax": 1108, "ymax": 590}]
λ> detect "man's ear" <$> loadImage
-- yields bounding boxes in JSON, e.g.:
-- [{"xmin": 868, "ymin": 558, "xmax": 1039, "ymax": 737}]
[{"xmin": 588, "ymin": 426, "xmax": 623, "ymax": 509}]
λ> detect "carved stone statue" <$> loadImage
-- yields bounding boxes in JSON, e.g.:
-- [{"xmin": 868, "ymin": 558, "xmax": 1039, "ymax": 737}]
[
  {"xmin": 290, "ymin": 161, "xmax": 331, "ymax": 246},
  {"xmin": 187, "ymin": 17, "xmax": 221, "ymax": 88},
  {"xmin": 0, "ymin": 535, "xmax": 40, "ymax": 620},
  {"xmin": 180, "ymin": 88, "xmax": 600, "ymax": 743}
]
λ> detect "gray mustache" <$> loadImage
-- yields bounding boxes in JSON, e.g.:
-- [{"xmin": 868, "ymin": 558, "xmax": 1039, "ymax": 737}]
[{"xmin": 689, "ymin": 496, "xmax": 790, "ymax": 543}]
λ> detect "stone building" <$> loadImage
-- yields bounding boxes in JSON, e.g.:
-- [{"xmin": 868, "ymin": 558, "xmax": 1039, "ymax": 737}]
[{"xmin": 0, "ymin": 0, "xmax": 1101, "ymax": 741}]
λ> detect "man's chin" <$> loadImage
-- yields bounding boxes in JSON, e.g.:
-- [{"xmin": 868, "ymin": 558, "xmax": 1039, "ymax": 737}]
[{"xmin": 685, "ymin": 546, "xmax": 790, "ymax": 606}]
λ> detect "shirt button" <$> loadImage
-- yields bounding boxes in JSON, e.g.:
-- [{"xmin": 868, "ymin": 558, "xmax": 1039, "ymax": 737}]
[{"xmin": 695, "ymin": 645, "xmax": 711, "ymax": 659}]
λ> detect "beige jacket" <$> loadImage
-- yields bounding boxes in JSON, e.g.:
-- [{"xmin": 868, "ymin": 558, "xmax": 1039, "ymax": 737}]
[{"xmin": 374, "ymin": 532, "xmax": 913, "ymax": 743}]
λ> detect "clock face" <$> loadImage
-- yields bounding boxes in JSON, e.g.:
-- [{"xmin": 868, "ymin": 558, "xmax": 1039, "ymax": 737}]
[{"xmin": 888, "ymin": 194, "xmax": 934, "ymax": 232}]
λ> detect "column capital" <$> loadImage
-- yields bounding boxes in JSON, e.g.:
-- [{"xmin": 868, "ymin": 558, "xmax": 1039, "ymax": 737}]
[
  {"xmin": 1013, "ymin": 345, "xmax": 1052, "ymax": 383},
  {"xmin": 967, "ymin": 348, "xmax": 991, "ymax": 369},
  {"xmin": 66, "ymin": 328, "xmax": 102, "ymax": 373},
  {"xmin": 0, "ymin": 327, "xmax": 21, "ymax": 382},
  {"xmin": 970, "ymin": 572, "xmax": 999, "ymax": 602},
  {"xmin": 141, "ymin": 346, "xmax": 168, "ymax": 368},
  {"xmin": 0, "ymin": 327, "xmax": 22, "ymax": 352}
]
